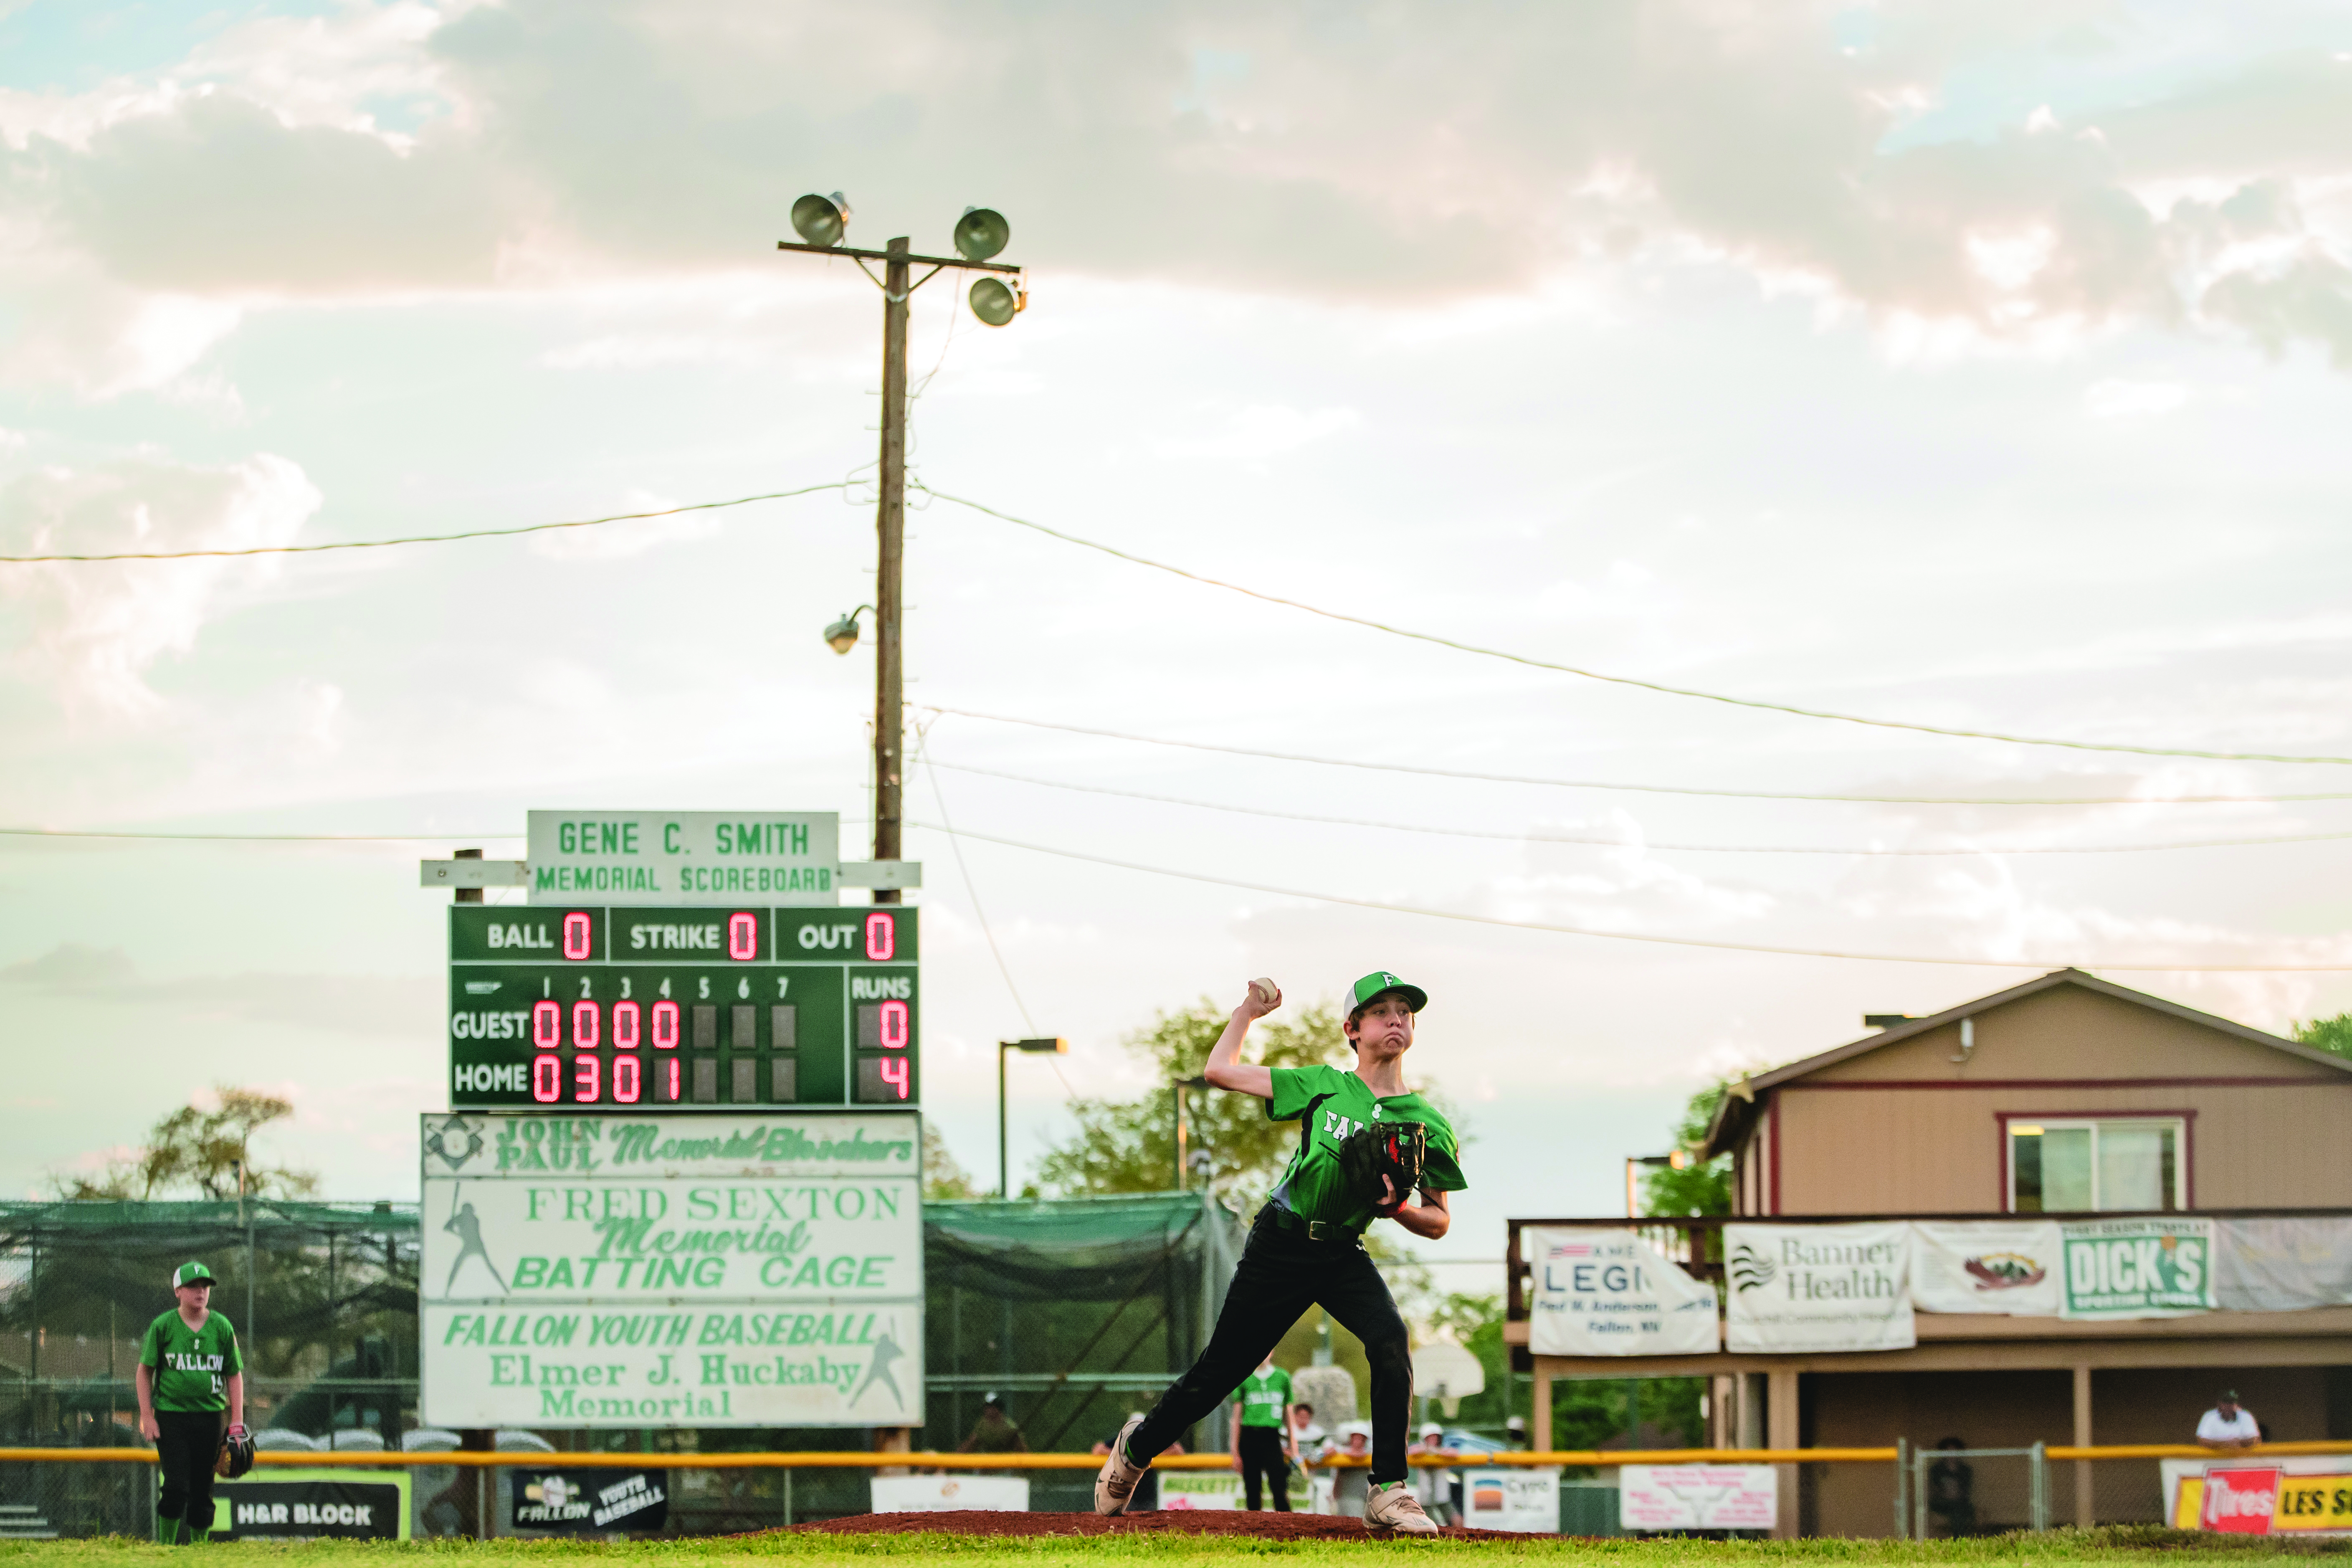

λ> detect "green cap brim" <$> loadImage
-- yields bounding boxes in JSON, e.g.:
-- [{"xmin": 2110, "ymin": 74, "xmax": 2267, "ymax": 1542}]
[{"xmin": 1347, "ymin": 971, "xmax": 1427, "ymax": 1014}]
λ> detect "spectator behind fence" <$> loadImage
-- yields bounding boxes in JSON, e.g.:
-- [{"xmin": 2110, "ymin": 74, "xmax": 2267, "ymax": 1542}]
[
  {"xmin": 2198, "ymin": 1390, "xmax": 2261, "ymax": 1450},
  {"xmin": 1926, "ymin": 1437, "xmax": 1976, "ymax": 1539},
  {"xmin": 136, "ymin": 1261, "xmax": 245, "ymax": 1546},
  {"xmin": 1290, "ymin": 1401, "xmax": 1328, "ymax": 1460},
  {"xmin": 1323, "ymin": 1421, "xmax": 1373, "ymax": 1518}
]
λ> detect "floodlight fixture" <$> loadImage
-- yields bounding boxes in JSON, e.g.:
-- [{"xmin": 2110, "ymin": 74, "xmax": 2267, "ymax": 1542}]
[
  {"xmin": 791, "ymin": 191, "xmax": 852, "ymax": 248},
  {"xmin": 953, "ymin": 206, "xmax": 1011, "ymax": 262},
  {"xmin": 969, "ymin": 274, "xmax": 1024, "ymax": 327},
  {"xmin": 824, "ymin": 605, "xmax": 873, "ymax": 654}
]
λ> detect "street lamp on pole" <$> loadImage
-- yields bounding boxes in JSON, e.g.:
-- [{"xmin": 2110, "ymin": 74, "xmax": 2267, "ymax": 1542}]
[
  {"xmin": 780, "ymin": 195, "xmax": 1027, "ymax": 905},
  {"xmin": 1172, "ymin": 1075, "xmax": 1208, "ymax": 1191},
  {"xmin": 1624, "ymin": 1150, "xmax": 1690, "ymax": 1219},
  {"xmin": 998, "ymin": 1037, "xmax": 1068, "ymax": 1199}
]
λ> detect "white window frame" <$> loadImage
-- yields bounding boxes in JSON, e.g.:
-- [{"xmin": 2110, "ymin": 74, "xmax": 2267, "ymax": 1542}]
[{"xmin": 2005, "ymin": 1116, "xmax": 2187, "ymax": 1213}]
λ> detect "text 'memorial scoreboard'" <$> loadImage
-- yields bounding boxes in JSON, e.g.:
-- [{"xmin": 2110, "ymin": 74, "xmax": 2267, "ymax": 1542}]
[{"xmin": 448, "ymin": 905, "xmax": 918, "ymax": 1110}]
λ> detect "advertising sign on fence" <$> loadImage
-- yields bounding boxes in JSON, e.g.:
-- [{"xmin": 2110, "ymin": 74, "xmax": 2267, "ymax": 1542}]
[
  {"xmin": 2165, "ymin": 1459, "xmax": 2352, "ymax": 1535},
  {"xmin": 210, "ymin": 1471, "xmax": 411, "ymax": 1541},
  {"xmin": 2059, "ymin": 1218, "xmax": 2215, "ymax": 1320},
  {"xmin": 1619, "ymin": 1465, "xmax": 1777, "ymax": 1532},
  {"xmin": 1459, "ymin": 1467, "xmax": 1560, "ymax": 1533},
  {"xmin": 870, "ymin": 1476, "xmax": 1030, "ymax": 1512},
  {"xmin": 1526, "ymin": 1229, "xmax": 1719, "ymax": 1357},
  {"xmin": 420, "ymin": 1110, "xmax": 923, "ymax": 1428},
  {"xmin": 1724, "ymin": 1223, "xmax": 1914, "ymax": 1353},
  {"xmin": 508, "ymin": 1469, "xmax": 669, "ymax": 1533},
  {"xmin": 1910, "ymin": 1221, "xmax": 2063, "ymax": 1316}
]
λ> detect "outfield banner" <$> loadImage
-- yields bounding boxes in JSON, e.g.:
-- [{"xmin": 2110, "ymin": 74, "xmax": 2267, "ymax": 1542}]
[
  {"xmin": 421, "ymin": 1110, "xmax": 923, "ymax": 1428},
  {"xmin": 2164, "ymin": 1458, "xmax": 2352, "ymax": 1535},
  {"xmin": 1909, "ymin": 1221, "xmax": 2063, "ymax": 1317},
  {"xmin": 2059, "ymin": 1217, "xmax": 2215, "ymax": 1320},
  {"xmin": 1160, "ymin": 1473, "xmax": 1247, "ymax": 1510},
  {"xmin": 1619, "ymin": 1465, "xmax": 1776, "ymax": 1531},
  {"xmin": 1526, "ymin": 1229, "xmax": 1719, "ymax": 1357},
  {"xmin": 1460, "ymin": 1468, "xmax": 1560, "ymax": 1533},
  {"xmin": 1724, "ymin": 1223, "xmax": 1914, "ymax": 1353},
  {"xmin": 210, "ymin": 1471, "xmax": 410, "ymax": 1541},
  {"xmin": 509, "ymin": 1469, "xmax": 668, "ymax": 1533},
  {"xmin": 2215, "ymin": 1218, "xmax": 2352, "ymax": 1313},
  {"xmin": 871, "ymin": 1476, "xmax": 1030, "ymax": 1512}
]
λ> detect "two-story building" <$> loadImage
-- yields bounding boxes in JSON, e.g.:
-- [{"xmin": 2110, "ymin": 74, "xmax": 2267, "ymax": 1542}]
[{"xmin": 1506, "ymin": 968, "xmax": 2352, "ymax": 1537}]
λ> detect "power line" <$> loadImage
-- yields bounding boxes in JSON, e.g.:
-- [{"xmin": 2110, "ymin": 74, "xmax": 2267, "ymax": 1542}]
[
  {"xmin": 0, "ymin": 485, "xmax": 850, "ymax": 563},
  {"xmin": 921, "ymin": 488, "xmax": 2352, "ymax": 768},
  {"xmin": 924, "ymin": 757, "xmax": 2352, "ymax": 856},
  {"xmin": 0, "ymin": 827, "xmax": 524, "ymax": 842},
  {"xmin": 909, "ymin": 819, "xmax": 2352, "ymax": 972},
  {"xmin": 925, "ymin": 706, "xmax": 2352, "ymax": 808}
]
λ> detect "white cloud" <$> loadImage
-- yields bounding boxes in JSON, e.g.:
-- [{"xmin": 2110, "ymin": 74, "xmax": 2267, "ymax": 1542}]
[
  {"xmin": 1152, "ymin": 403, "xmax": 1360, "ymax": 461},
  {"xmin": 2084, "ymin": 377, "xmax": 2190, "ymax": 417},
  {"xmin": 0, "ymin": 452, "xmax": 322, "ymax": 715}
]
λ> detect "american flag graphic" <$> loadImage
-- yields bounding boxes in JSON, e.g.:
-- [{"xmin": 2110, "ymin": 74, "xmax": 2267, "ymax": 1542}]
[{"xmin": 1548, "ymin": 1241, "xmax": 1596, "ymax": 1259}]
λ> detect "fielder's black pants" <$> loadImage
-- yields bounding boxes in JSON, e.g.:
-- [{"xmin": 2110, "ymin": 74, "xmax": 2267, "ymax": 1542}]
[
  {"xmin": 155, "ymin": 1409, "xmax": 223, "ymax": 1542},
  {"xmin": 1129, "ymin": 1210, "xmax": 1412, "ymax": 1485},
  {"xmin": 1238, "ymin": 1424, "xmax": 1292, "ymax": 1510}
]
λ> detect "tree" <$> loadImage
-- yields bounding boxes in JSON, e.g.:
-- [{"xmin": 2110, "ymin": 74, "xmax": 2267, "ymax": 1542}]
[
  {"xmin": 50, "ymin": 1086, "xmax": 319, "ymax": 1201},
  {"xmin": 1034, "ymin": 998, "xmax": 1356, "ymax": 1198},
  {"xmin": 1641, "ymin": 1081, "xmax": 1734, "ymax": 1218},
  {"xmin": 923, "ymin": 1123, "xmax": 984, "ymax": 1200},
  {"xmin": 2293, "ymin": 1013, "xmax": 2352, "ymax": 1062}
]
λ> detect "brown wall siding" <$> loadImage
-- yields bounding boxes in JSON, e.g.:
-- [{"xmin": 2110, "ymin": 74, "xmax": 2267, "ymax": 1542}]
[{"xmin": 1808, "ymin": 987, "xmax": 2325, "ymax": 1085}]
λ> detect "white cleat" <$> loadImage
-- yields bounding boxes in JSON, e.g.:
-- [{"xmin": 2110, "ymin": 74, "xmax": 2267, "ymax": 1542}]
[
  {"xmin": 1365, "ymin": 1482, "xmax": 1440, "ymax": 1535},
  {"xmin": 1094, "ymin": 1413, "xmax": 1148, "ymax": 1516}
]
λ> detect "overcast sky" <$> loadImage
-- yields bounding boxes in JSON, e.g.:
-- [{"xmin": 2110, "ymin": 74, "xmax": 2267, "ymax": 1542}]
[{"xmin": 4, "ymin": 0, "xmax": 2351, "ymax": 1275}]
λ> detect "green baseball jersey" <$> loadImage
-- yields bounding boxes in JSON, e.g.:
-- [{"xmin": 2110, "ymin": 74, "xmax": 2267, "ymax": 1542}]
[
  {"xmin": 1238, "ymin": 1364, "xmax": 1294, "ymax": 1428},
  {"xmin": 139, "ymin": 1309, "xmax": 242, "ymax": 1413},
  {"xmin": 1265, "ymin": 1065, "xmax": 1465, "ymax": 1232}
]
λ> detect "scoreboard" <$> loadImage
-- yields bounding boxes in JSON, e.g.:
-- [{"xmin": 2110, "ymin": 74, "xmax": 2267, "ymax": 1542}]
[{"xmin": 448, "ymin": 905, "xmax": 917, "ymax": 1110}]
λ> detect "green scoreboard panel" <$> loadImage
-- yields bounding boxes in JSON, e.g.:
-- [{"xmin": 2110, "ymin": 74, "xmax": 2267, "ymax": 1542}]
[{"xmin": 448, "ymin": 906, "xmax": 917, "ymax": 1110}]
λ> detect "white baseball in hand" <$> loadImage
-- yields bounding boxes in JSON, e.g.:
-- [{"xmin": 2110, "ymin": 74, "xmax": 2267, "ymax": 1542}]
[{"xmin": 1249, "ymin": 977, "xmax": 1280, "ymax": 1007}]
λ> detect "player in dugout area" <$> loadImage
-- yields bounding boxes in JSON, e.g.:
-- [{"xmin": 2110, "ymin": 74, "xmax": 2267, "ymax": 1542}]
[
  {"xmin": 137, "ymin": 1261, "xmax": 248, "ymax": 1545},
  {"xmin": 1096, "ymin": 971, "xmax": 1466, "ymax": 1535}
]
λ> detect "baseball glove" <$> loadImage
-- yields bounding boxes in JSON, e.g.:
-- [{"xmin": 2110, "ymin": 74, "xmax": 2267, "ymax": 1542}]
[
  {"xmin": 1339, "ymin": 1121, "xmax": 1428, "ymax": 1216},
  {"xmin": 216, "ymin": 1423, "xmax": 255, "ymax": 1479}
]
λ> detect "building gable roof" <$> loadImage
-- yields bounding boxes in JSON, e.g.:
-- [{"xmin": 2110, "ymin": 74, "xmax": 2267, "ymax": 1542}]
[{"xmin": 1699, "ymin": 968, "xmax": 2352, "ymax": 1159}]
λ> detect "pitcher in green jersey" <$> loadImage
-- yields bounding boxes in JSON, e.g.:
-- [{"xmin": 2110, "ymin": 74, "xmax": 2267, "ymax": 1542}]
[{"xmin": 1096, "ymin": 970, "xmax": 1466, "ymax": 1535}]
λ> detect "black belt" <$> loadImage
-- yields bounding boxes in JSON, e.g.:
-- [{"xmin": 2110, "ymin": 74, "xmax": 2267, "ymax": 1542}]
[{"xmin": 1258, "ymin": 1206, "xmax": 1362, "ymax": 1244}]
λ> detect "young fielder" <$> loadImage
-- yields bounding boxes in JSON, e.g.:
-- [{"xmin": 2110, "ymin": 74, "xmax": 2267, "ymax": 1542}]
[
  {"xmin": 136, "ymin": 1261, "xmax": 246, "ymax": 1545},
  {"xmin": 1096, "ymin": 971, "xmax": 1465, "ymax": 1535}
]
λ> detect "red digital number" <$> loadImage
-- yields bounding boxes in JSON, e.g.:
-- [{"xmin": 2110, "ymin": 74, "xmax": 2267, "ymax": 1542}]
[
  {"xmin": 613, "ymin": 1054, "xmax": 641, "ymax": 1103},
  {"xmin": 532, "ymin": 1000, "xmax": 561, "ymax": 1049},
  {"xmin": 613, "ymin": 1000, "xmax": 641, "ymax": 1050},
  {"xmin": 728, "ymin": 912, "xmax": 759, "ymax": 961},
  {"xmin": 574, "ymin": 1054, "xmax": 601, "ymax": 1102},
  {"xmin": 879, "ymin": 1055, "xmax": 909, "ymax": 1099},
  {"xmin": 531, "ymin": 1055, "xmax": 562, "ymax": 1103},
  {"xmin": 652, "ymin": 1000, "xmax": 679, "ymax": 1049},
  {"xmin": 880, "ymin": 999, "xmax": 909, "ymax": 1050},
  {"xmin": 572, "ymin": 1000, "xmax": 600, "ymax": 1049},
  {"xmin": 865, "ymin": 912, "xmax": 895, "ymax": 962},
  {"xmin": 562, "ymin": 912, "xmax": 592, "ymax": 961},
  {"xmin": 661, "ymin": 1058, "xmax": 680, "ymax": 1100}
]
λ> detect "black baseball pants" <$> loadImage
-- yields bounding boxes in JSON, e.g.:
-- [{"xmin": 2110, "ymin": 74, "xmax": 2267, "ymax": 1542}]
[
  {"xmin": 154, "ymin": 1409, "xmax": 223, "ymax": 1542},
  {"xmin": 1238, "ymin": 1424, "xmax": 1292, "ymax": 1510},
  {"xmin": 1129, "ymin": 1210, "xmax": 1413, "ymax": 1485}
]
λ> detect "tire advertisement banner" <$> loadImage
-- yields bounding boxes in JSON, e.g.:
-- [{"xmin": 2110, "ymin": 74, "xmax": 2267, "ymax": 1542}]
[
  {"xmin": 208, "ymin": 1471, "xmax": 411, "ymax": 1541},
  {"xmin": 2058, "ymin": 1217, "xmax": 2215, "ymax": 1320},
  {"xmin": 509, "ymin": 1469, "xmax": 669, "ymax": 1533},
  {"xmin": 2165, "ymin": 1459, "xmax": 2352, "ymax": 1535},
  {"xmin": 1525, "ymin": 1229, "xmax": 1720, "ymax": 1357},
  {"xmin": 1909, "ymin": 1221, "xmax": 2063, "ymax": 1317},
  {"xmin": 420, "ymin": 1110, "xmax": 923, "ymax": 1428},
  {"xmin": 1724, "ymin": 1222, "xmax": 1914, "ymax": 1353}
]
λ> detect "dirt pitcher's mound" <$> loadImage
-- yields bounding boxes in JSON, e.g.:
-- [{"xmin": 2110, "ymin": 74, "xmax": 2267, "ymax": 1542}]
[{"xmin": 794, "ymin": 1510, "xmax": 1533, "ymax": 1539}]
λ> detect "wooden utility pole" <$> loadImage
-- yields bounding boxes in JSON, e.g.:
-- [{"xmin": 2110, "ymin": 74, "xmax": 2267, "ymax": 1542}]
[{"xmin": 873, "ymin": 238, "xmax": 910, "ymax": 907}]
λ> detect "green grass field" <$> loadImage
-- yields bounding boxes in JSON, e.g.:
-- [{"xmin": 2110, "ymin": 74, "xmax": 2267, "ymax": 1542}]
[{"xmin": 4, "ymin": 1530, "xmax": 2348, "ymax": 1568}]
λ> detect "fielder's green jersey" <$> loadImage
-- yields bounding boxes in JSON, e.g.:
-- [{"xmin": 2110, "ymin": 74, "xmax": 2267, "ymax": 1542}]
[
  {"xmin": 1265, "ymin": 1065, "xmax": 1465, "ymax": 1233},
  {"xmin": 138, "ymin": 1309, "xmax": 242, "ymax": 1413},
  {"xmin": 1238, "ymin": 1364, "xmax": 1294, "ymax": 1428}
]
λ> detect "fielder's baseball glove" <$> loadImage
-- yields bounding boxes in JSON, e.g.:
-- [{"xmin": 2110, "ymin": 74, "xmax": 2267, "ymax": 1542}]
[
  {"xmin": 216, "ymin": 1423, "xmax": 255, "ymax": 1479},
  {"xmin": 1339, "ymin": 1121, "xmax": 1428, "ymax": 1216}
]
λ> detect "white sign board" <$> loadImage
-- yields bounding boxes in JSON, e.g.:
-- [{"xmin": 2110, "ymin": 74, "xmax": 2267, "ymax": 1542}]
[
  {"xmin": 1619, "ymin": 1465, "xmax": 1777, "ymax": 1531},
  {"xmin": 1159, "ymin": 1473, "xmax": 1246, "ymax": 1510},
  {"xmin": 1460, "ymin": 1468, "xmax": 1559, "ymax": 1533},
  {"xmin": 1526, "ymin": 1229, "xmax": 1719, "ymax": 1357},
  {"xmin": 1910, "ymin": 1221, "xmax": 2063, "ymax": 1316},
  {"xmin": 420, "ymin": 1110, "xmax": 922, "ymax": 1428},
  {"xmin": 527, "ymin": 811, "xmax": 841, "ymax": 905},
  {"xmin": 1724, "ymin": 1223, "xmax": 1914, "ymax": 1353},
  {"xmin": 871, "ymin": 1476, "xmax": 1029, "ymax": 1512}
]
